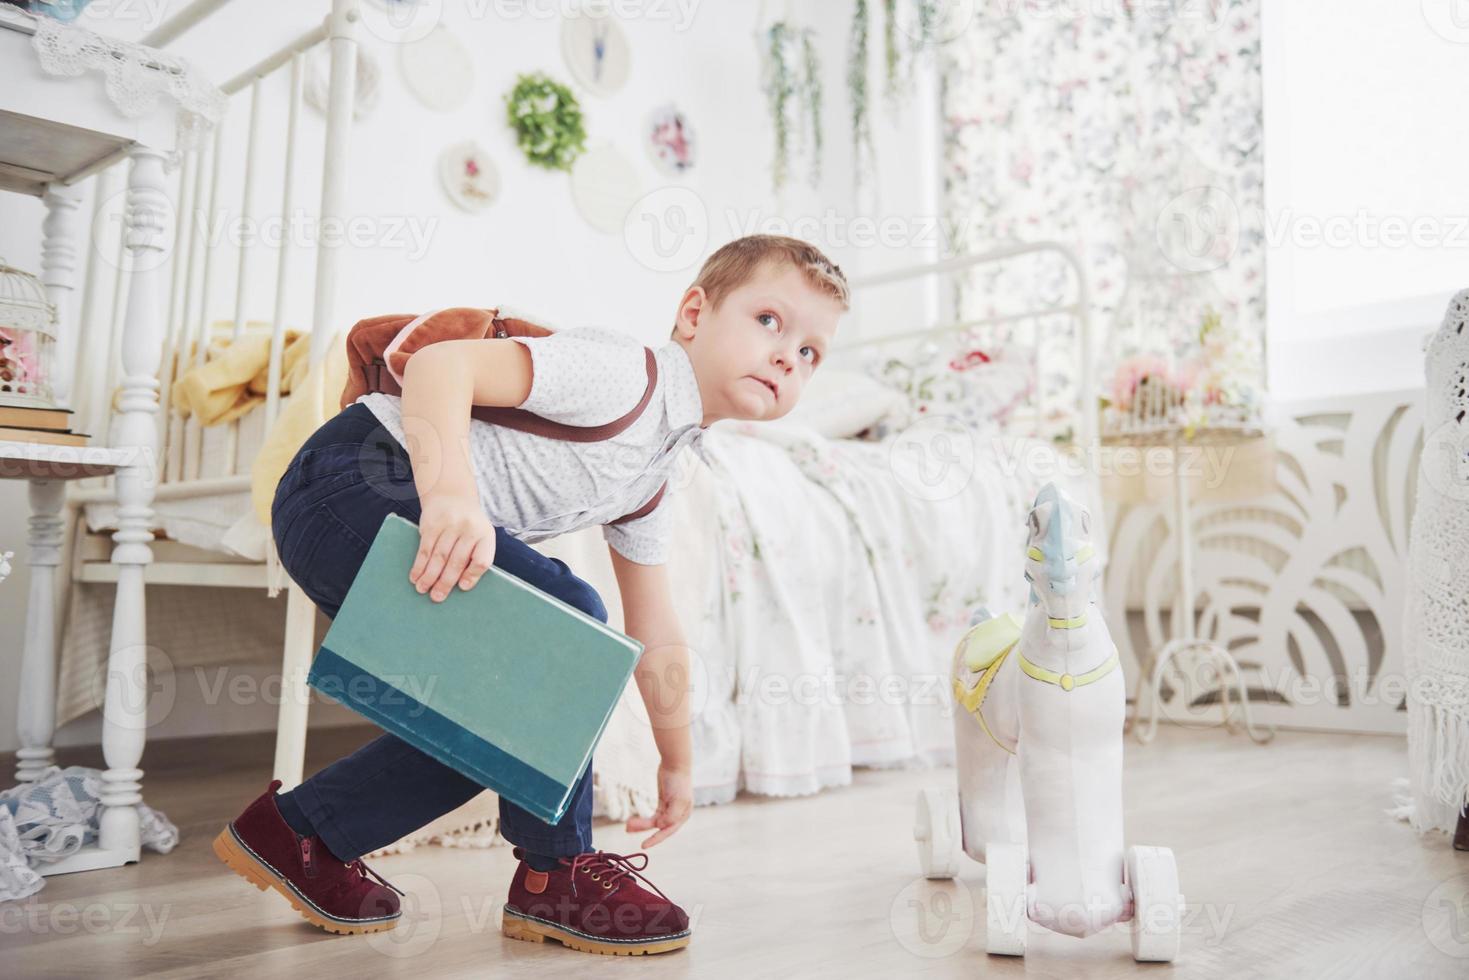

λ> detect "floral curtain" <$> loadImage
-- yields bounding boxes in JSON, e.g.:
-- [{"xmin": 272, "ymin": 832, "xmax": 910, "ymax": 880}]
[{"xmin": 939, "ymin": 0, "xmax": 1265, "ymax": 430}]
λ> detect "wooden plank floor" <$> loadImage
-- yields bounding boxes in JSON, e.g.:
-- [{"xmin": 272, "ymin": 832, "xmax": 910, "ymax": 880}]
[{"xmin": 1, "ymin": 725, "xmax": 1464, "ymax": 979}]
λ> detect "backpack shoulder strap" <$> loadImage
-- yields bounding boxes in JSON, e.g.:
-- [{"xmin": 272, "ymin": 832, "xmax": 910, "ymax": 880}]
[
  {"xmin": 468, "ymin": 345, "xmax": 659, "ymax": 442},
  {"xmin": 607, "ymin": 481, "xmax": 667, "ymax": 526},
  {"xmin": 357, "ymin": 312, "xmax": 660, "ymax": 443}
]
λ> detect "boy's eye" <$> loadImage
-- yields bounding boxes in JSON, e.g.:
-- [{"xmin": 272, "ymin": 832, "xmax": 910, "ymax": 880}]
[
  {"xmin": 756, "ymin": 312, "xmax": 779, "ymax": 331},
  {"xmin": 800, "ymin": 346, "xmax": 818, "ymax": 364}
]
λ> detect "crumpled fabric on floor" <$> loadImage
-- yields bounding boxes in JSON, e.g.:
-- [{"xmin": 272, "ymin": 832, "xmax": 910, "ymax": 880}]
[{"xmin": 0, "ymin": 766, "xmax": 179, "ymax": 902}]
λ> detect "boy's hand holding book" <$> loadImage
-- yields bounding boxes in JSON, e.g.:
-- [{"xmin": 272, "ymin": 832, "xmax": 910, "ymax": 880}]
[{"xmin": 412, "ymin": 491, "xmax": 497, "ymax": 602}]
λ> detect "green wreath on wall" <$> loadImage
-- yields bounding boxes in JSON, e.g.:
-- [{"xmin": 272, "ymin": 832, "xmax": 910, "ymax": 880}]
[{"xmin": 504, "ymin": 72, "xmax": 587, "ymax": 172}]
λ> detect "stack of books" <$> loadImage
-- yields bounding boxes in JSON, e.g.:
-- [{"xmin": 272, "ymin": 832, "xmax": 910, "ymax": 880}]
[{"xmin": 0, "ymin": 404, "xmax": 90, "ymax": 447}]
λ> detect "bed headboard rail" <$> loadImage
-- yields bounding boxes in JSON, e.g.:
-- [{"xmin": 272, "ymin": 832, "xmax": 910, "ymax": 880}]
[{"xmin": 840, "ymin": 241, "xmax": 1096, "ymax": 450}]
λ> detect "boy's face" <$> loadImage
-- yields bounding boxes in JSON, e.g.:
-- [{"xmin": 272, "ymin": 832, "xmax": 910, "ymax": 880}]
[{"xmin": 675, "ymin": 262, "xmax": 843, "ymax": 425}]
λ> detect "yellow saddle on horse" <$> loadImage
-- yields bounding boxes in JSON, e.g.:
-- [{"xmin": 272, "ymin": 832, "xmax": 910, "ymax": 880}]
[{"xmin": 951, "ymin": 612, "xmax": 1023, "ymax": 754}]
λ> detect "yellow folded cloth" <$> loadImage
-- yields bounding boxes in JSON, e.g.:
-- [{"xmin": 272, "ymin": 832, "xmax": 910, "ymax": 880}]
[
  {"xmin": 169, "ymin": 321, "xmax": 315, "ymax": 426},
  {"xmin": 250, "ymin": 331, "xmax": 349, "ymax": 528}
]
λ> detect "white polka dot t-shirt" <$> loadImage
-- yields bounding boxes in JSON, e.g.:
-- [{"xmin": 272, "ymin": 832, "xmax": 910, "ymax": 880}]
[{"xmin": 357, "ymin": 327, "xmax": 709, "ymax": 565}]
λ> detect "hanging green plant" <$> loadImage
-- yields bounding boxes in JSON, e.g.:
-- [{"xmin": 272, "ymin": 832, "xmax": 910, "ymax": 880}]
[
  {"xmin": 883, "ymin": 0, "xmax": 944, "ymax": 109},
  {"xmin": 504, "ymin": 72, "xmax": 586, "ymax": 172},
  {"xmin": 761, "ymin": 22, "xmax": 824, "ymax": 191},
  {"xmin": 763, "ymin": 22, "xmax": 797, "ymax": 190},
  {"xmin": 848, "ymin": 0, "xmax": 875, "ymax": 185},
  {"xmin": 915, "ymin": 0, "xmax": 941, "ymax": 45},
  {"xmin": 800, "ymin": 30, "xmax": 823, "ymax": 185},
  {"xmin": 884, "ymin": 0, "xmax": 900, "ymax": 99}
]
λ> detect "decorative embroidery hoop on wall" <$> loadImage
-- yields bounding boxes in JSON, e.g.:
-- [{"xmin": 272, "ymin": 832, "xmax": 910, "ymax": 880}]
[
  {"xmin": 438, "ymin": 141, "xmax": 500, "ymax": 212},
  {"xmin": 561, "ymin": 11, "xmax": 630, "ymax": 96},
  {"xmin": 304, "ymin": 43, "xmax": 380, "ymax": 120},
  {"xmin": 570, "ymin": 144, "xmax": 642, "ymax": 234},
  {"xmin": 646, "ymin": 103, "xmax": 695, "ymax": 176},
  {"xmin": 398, "ymin": 24, "xmax": 475, "ymax": 111}
]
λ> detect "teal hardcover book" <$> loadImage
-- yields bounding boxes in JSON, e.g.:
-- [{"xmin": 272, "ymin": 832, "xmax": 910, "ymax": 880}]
[{"xmin": 306, "ymin": 512, "xmax": 643, "ymax": 824}]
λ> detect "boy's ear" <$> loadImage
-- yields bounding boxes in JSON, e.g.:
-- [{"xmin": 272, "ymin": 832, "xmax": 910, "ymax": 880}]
[{"xmin": 674, "ymin": 286, "xmax": 707, "ymax": 338}]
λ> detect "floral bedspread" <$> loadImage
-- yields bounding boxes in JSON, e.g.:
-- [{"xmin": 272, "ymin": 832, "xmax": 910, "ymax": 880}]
[{"xmin": 686, "ymin": 419, "xmax": 1101, "ymax": 804}]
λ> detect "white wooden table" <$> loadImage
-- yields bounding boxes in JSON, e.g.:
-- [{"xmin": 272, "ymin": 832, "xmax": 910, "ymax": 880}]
[{"xmin": 2, "ymin": 6, "xmax": 195, "ymax": 875}]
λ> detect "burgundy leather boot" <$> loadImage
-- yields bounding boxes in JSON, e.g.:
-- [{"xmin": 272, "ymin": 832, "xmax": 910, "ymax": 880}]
[
  {"xmin": 502, "ymin": 846, "xmax": 691, "ymax": 955},
  {"xmin": 213, "ymin": 779, "xmax": 403, "ymax": 935}
]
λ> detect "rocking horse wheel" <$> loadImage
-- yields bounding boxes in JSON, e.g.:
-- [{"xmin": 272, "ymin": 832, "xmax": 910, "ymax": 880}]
[
  {"xmin": 1125, "ymin": 845, "xmax": 1183, "ymax": 962},
  {"xmin": 912, "ymin": 787, "xmax": 961, "ymax": 879}
]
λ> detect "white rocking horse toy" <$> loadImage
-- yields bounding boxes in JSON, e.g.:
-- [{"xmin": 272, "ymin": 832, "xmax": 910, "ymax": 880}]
[{"xmin": 913, "ymin": 482, "xmax": 1184, "ymax": 961}]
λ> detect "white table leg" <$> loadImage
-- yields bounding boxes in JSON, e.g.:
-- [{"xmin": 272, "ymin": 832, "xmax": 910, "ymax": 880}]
[
  {"xmin": 15, "ymin": 479, "xmax": 63, "ymax": 784},
  {"xmin": 14, "ymin": 184, "xmax": 84, "ymax": 787},
  {"xmin": 1127, "ymin": 444, "xmax": 1276, "ymax": 744},
  {"xmin": 41, "ymin": 183, "xmax": 83, "ymax": 407},
  {"xmin": 96, "ymin": 146, "xmax": 170, "ymax": 864}
]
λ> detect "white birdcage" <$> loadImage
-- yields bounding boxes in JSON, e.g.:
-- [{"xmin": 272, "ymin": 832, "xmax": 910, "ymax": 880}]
[{"xmin": 0, "ymin": 258, "xmax": 58, "ymax": 409}]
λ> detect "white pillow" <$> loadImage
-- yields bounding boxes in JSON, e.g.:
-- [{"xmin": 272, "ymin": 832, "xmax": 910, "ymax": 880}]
[{"xmin": 775, "ymin": 366, "xmax": 910, "ymax": 439}]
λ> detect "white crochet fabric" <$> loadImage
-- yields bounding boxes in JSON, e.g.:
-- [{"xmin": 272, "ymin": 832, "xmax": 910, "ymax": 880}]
[
  {"xmin": 1396, "ymin": 288, "xmax": 1469, "ymax": 834},
  {"xmin": 0, "ymin": 766, "xmax": 179, "ymax": 902},
  {"xmin": 30, "ymin": 15, "xmax": 225, "ymax": 150}
]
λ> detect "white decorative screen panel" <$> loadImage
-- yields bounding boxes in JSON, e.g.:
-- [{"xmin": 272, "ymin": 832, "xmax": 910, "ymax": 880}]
[{"xmin": 1103, "ymin": 390, "xmax": 1422, "ymax": 734}]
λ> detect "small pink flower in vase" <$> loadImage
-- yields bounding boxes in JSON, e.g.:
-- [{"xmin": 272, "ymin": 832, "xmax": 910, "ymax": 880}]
[
  {"xmin": 0, "ymin": 328, "xmax": 40, "ymax": 388},
  {"xmin": 464, "ymin": 159, "xmax": 480, "ymax": 177}
]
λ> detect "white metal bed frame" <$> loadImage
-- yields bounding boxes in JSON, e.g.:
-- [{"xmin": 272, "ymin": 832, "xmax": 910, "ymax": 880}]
[{"xmin": 840, "ymin": 241, "xmax": 1098, "ymax": 450}]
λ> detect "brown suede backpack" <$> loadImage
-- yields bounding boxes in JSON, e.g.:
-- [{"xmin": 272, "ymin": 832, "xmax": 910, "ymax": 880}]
[{"xmin": 340, "ymin": 307, "xmax": 665, "ymax": 526}]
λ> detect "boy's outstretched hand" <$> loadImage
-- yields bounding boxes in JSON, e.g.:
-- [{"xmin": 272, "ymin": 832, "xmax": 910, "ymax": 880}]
[{"xmin": 625, "ymin": 763, "xmax": 692, "ymax": 848}]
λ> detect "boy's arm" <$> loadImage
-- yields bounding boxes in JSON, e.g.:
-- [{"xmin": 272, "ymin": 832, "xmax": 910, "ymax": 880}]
[
  {"xmin": 399, "ymin": 339, "xmax": 532, "ymax": 599},
  {"xmin": 608, "ymin": 547, "xmax": 693, "ymax": 770},
  {"xmin": 609, "ymin": 545, "xmax": 694, "ymax": 847},
  {"xmin": 399, "ymin": 338, "xmax": 533, "ymax": 497}
]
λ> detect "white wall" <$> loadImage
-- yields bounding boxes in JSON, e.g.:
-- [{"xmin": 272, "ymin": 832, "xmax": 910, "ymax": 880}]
[
  {"xmin": 1262, "ymin": 0, "xmax": 1469, "ymax": 400},
  {"xmin": 0, "ymin": 0, "xmax": 939, "ymax": 754}
]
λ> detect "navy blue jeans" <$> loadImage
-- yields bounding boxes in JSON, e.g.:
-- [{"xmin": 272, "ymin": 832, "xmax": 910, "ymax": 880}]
[{"xmin": 270, "ymin": 402, "xmax": 599, "ymax": 862}]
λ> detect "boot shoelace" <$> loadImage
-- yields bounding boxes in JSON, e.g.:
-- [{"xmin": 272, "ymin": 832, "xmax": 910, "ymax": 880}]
[
  {"xmin": 352, "ymin": 859, "xmax": 405, "ymax": 896},
  {"xmin": 566, "ymin": 850, "xmax": 670, "ymax": 902}
]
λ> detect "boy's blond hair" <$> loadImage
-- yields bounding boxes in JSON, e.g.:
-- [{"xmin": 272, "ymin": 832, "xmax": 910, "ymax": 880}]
[{"xmin": 686, "ymin": 235, "xmax": 850, "ymax": 314}]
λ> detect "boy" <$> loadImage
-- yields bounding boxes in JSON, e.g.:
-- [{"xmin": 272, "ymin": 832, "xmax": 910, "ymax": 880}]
[{"xmin": 213, "ymin": 235, "xmax": 849, "ymax": 955}]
